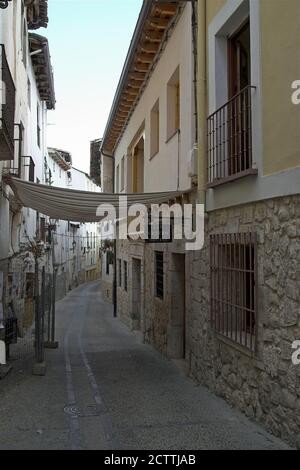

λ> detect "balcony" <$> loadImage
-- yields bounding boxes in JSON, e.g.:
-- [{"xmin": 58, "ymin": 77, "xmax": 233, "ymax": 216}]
[
  {"xmin": 7, "ymin": 156, "xmax": 35, "ymax": 182},
  {"xmin": 0, "ymin": 45, "xmax": 16, "ymax": 161},
  {"xmin": 207, "ymin": 86, "xmax": 257, "ymax": 188}
]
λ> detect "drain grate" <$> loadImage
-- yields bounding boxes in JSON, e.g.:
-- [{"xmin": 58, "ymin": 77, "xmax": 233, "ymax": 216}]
[{"xmin": 64, "ymin": 404, "xmax": 103, "ymax": 418}]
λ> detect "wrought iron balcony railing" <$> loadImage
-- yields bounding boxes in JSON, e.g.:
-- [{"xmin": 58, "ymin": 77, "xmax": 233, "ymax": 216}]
[
  {"xmin": 6, "ymin": 156, "xmax": 35, "ymax": 182},
  {"xmin": 207, "ymin": 86, "xmax": 257, "ymax": 188},
  {"xmin": 0, "ymin": 44, "xmax": 16, "ymax": 161}
]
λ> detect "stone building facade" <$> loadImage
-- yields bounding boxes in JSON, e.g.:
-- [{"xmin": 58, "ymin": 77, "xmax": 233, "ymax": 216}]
[
  {"xmin": 100, "ymin": 1, "xmax": 198, "ymax": 360},
  {"xmin": 100, "ymin": 0, "xmax": 300, "ymax": 448},
  {"xmin": 188, "ymin": 0, "xmax": 300, "ymax": 447},
  {"xmin": 187, "ymin": 195, "xmax": 300, "ymax": 447}
]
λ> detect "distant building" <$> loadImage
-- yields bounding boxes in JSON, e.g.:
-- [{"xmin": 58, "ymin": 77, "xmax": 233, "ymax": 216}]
[
  {"xmin": 90, "ymin": 138, "xmax": 102, "ymax": 187},
  {"xmin": 46, "ymin": 148, "xmax": 102, "ymax": 298}
]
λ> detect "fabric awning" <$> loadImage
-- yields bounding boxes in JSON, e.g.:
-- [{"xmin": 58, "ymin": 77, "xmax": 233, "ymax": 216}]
[{"xmin": 5, "ymin": 177, "xmax": 188, "ymax": 223}]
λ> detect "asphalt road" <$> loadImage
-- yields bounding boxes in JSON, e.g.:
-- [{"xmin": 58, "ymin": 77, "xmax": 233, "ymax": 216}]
[{"xmin": 0, "ymin": 281, "xmax": 290, "ymax": 450}]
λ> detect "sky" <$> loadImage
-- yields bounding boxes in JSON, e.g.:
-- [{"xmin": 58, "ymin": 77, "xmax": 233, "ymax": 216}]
[{"xmin": 44, "ymin": 0, "xmax": 143, "ymax": 173}]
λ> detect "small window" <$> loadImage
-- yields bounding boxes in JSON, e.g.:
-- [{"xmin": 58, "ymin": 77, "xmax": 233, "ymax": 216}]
[
  {"xmin": 167, "ymin": 67, "xmax": 180, "ymax": 140},
  {"xmin": 124, "ymin": 261, "xmax": 128, "ymax": 292},
  {"xmin": 116, "ymin": 165, "xmax": 120, "ymax": 193},
  {"xmin": 37, "ymin": 105, "xmax": 41, "ymax": 148},
  {"xmin": 40, "ymin": 217, "xmax": 46, "ymax": 242},
  {"xmin": 121, "ymin": 156, "xmax": 125, "ymax": 191},
  {"xmin": 27, "ymin": 78, "xmax": 31, "ymax": 109},
  {"xmin": 22, "ymin": 19, "xmax": 27, "ymax": 67},
  {"xmin": 118, "ymin": 259, "xmax": 122, "ymax": 287},
  {"xmin": 106, "ymin": 250, "xmax": 113, "ymax": 275},
  {"xmin": 150, "ymin": 99, "xmax": 159, "ymax": 158},
  {"xmin": 155, "ymin": 251, "xmax": 164, "ymax": 300},
  {"xmin": 210, "ymin": 232, "xmax": 257, "ymax": 351}
]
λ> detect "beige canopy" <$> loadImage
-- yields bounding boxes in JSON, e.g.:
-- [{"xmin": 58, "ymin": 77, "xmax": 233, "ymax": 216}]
[{"xmin": 5, "ymin": 177, "xmax": 188, "ymax": 223}]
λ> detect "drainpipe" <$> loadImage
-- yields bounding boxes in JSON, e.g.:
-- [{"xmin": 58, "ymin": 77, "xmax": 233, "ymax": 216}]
[
  {"xmin": 191, "ymin": 0, "xmax": 198, "ymax": 145},
  {"xmin": 101, "ymin": 150, "xmax": 117, "ymax": 318},
  {"xmin": 197, "ymin": 0, "xmax": 207, "ymax": 206}
]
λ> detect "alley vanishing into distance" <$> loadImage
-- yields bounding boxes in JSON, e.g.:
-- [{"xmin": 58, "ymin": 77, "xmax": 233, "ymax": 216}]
[{"xmin": 0, "ymin": 281, "xmax": 290, "ymax": 450}]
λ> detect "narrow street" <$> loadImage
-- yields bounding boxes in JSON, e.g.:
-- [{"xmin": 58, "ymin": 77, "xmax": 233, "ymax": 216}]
[{"xmin": 0, "ymin": 281, "xmax": 289, "ymax": 450}]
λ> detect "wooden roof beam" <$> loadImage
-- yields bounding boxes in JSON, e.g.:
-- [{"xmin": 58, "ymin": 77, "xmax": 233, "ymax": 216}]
[
  {"xmin": 153, "ymin": 3, "xmax": 178, "ymax": 16},
  {"xmin": 148, "ymin": 18, "xmax": 170, "ymax": 30},
  {"xmin": 127, "ymin": 80, "xmax": 140, "ymax": 89},
  {"xmin": 128, "ymin": 72, "xmax": 146, "ymax": 81},
  {"xmin": 136, "ymin": 53, "xmax": 155, "ymax": 64},
  {"xmin": 140, "ymin": 44, "xmax": 159, "ymax": 54},
  {"xmin": 144, "ymin": 30, "xmax": 165, "ymax": 42},
  {"xmin": 121, "ymin": 97, "xmax": 136, "ymax": 105},
  {"xmin": 134, "ymin": 63, "xmax": 150, "ymax": 73},
  {"xmin": 116, "ymin": 111, "xmax": 129, "ymax": 118}
]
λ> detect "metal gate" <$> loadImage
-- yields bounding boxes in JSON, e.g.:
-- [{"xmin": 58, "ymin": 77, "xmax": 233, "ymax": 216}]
[{"xmin": 0, "ymin": 262, "xmax": 53, "ymax": 365}]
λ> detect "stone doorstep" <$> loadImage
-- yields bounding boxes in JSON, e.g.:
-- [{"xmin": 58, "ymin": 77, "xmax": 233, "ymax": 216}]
[{"xmin": 0, "ymin": 364, "xmax": 13, "ymax": 380}]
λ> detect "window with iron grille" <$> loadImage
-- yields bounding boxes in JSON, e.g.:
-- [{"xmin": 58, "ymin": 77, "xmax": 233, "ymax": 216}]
[
  {"xmin": 210, "ymin": 232, "xmax": 257, "ymax": 351},
  {"xmin": 0, "ymin": 44, "xmax": 16, "ymax": 161},
  {"xmin": 118, "ymin": 259, "xmax": 122, "ymax": 287},
  {"xmin": 106, "ymin": 250, "xmax": 113, "ymax": 275},
  {"xmin": 40, "ymin": 217, "xmax": 46, "ymax": 243},
  {"xmin": 37, "ymin": 104, "xmax": 41, "ymax": 148},
  {"xmin": 124, "ymin": 261, "xmax": 128, "ymax": 292},
  {"xmin": 155, "ymin": 251, "xmax": 164, "ymax": 300}
]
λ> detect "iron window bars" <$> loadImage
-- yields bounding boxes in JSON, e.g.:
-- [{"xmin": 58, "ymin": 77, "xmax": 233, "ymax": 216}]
[
  {"xmin": 0, "ymin": 44, "xmax": 16, "ymax": 161},
  {"xmin": 210, "ymin": 232, "xmax": 257, "ymax": 352},
  {"xmin": 155, "ymin": 251, "xmax": 164, "ymax": 300},
  {"xmin": 207, "ymin": 85, "xmax": 257, "ymax": 187},
  {"xmin": 124, "ymin": 261, "xmax": 128, "ymax": 292},
  {"xmin": 118, "ymin": 259, "xmax": 122, "ymax": 287}
]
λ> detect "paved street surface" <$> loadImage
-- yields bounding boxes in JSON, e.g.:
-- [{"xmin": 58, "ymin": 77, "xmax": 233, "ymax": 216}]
[{"xmin": 0, "ymin": 282, "xmax": 290, "ymax": 450}]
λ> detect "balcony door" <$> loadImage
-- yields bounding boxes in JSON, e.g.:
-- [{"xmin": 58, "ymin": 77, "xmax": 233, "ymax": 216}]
[{"xmin": 228, "ymin": 20, "xmax": 251, "ymax": 175}]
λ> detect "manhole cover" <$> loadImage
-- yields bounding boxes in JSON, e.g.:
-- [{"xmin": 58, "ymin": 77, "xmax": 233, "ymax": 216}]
[
  {"xmin": 64, "ymin": 405, "xmax": 102, "ymax": 418},
  {"xmin": 64, "ymin": 405, "xmax": 78, "ymax": 416}
]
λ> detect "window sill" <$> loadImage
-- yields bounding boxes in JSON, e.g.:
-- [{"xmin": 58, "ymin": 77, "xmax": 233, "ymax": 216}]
[
  {"xmin": 149, "ymin": 150, "xmax": 159, "ymax": 161},
  {"xmin": 207, "ymin": 168, "xmax": 258, "ymax": 189},
  {"xmin": 215, "ymin": 332, "xmax": 256, "ymax": 358},
  {"xmin": 166, "ymin": 129, "xmax": 180, "ymax": 144}
]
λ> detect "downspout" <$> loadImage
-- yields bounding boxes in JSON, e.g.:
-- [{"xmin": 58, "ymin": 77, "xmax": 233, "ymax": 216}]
[
  {"xmin": 191, "ymin": 0, "xmax": 198, "ymax": 144},
  {"xmin": 197, "ymin": 0, "xmax": 207, "ymax": 206},
  {"xmin": 101, "ymin": 149, "xmax": 117, "ymax": 318}
]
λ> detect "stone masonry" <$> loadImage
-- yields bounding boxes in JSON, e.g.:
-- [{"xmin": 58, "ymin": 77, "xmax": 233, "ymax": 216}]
[{"xmin": 187, "ymin": 194, "xmax": 300, "ymax": 448}]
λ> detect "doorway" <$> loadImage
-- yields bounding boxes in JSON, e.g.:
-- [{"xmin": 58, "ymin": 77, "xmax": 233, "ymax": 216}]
[
  {"xmin": 131, "ymin": 258, "xmax": 142, "ymax": 330},
  {"xmin": 167, "ymin": 254, "xmax": 186, "ymax": 359}
]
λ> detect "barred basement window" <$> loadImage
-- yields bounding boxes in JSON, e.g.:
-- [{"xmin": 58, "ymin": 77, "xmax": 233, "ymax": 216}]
[
  {"xmin": 210, "ymin": 232, "xmax": 257, "ymax": 351},
  {"xmin": 124, "ymin": 261, "xmax": 128, "ymax": 292},
  {"xmin": 118, "ymin": 259, "xmax": 122, "ymax": 287},
  {"xmin": 155, "ymin": 251, "xmax": 164, "ymax": 300}
]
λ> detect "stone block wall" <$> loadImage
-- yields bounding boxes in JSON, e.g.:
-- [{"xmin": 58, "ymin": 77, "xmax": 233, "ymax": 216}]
[{"xmin": 187, "ymin": 194, "xmax": 300, "ymax": 448}]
